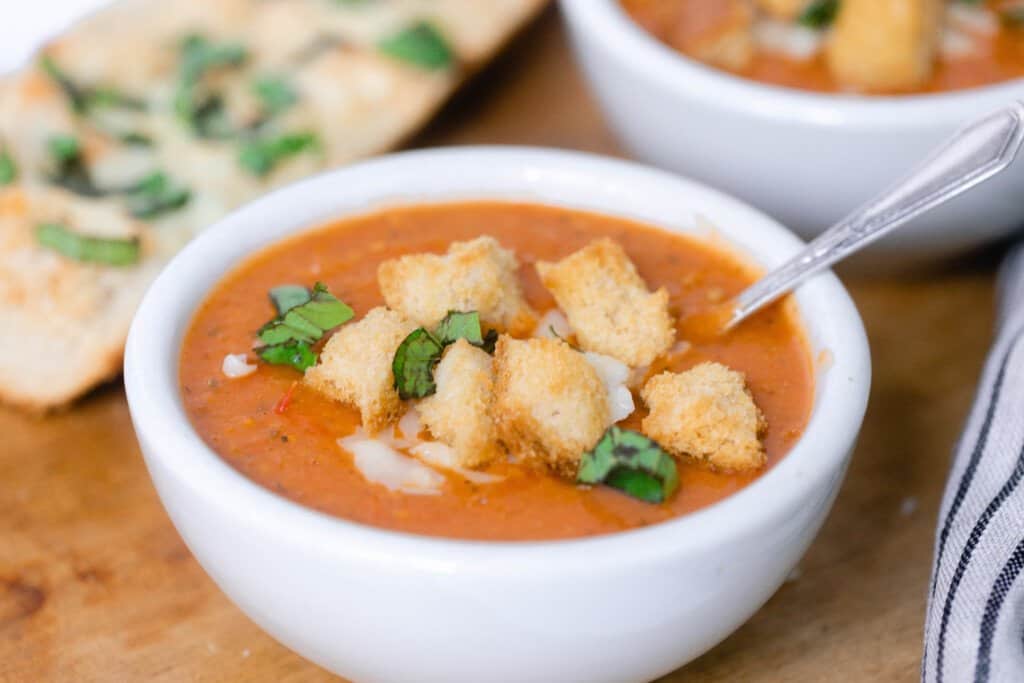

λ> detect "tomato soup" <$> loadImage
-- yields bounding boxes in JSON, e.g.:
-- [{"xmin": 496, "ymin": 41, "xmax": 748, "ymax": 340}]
[
  {"xmin": 180, "ymin": 202, "xmax": 813, "ymax": 541},
  {"xmin": 621, "ymin": 0, "xmax": 1024, "ymax": 94}
]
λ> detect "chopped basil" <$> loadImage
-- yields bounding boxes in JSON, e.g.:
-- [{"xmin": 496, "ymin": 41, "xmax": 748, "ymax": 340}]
[
  {"xmin": 174, "ymin": 35, "xmax": 248, "ymax": 138},
  {"xmin": 392, "ymin": 328, "xmax": 445, "ymax": 399},
  {"xmin": 119, "ymin": 132, "xmax": 154, "ymax": 147},
  {"xmin": 1001, "ymin": 7, "xmax": 1024, "ymax": 26},
  {"xmin": 577, "ymin": 427, "xmax": 679, "ymax": 504},
  {"xmin": 798, "ymin": 0, "xmax": 839, "ymax": 29},
  {"xmin": 391, "ymin": 310, "xmax": 496, "ymax": 399},
  {"xmin": 259, "ymin": 340, "xmax": 318, "ymax": 372},
  {"xmin": 256, "ymin": 282, "xmax": 354, "ymax": 372},
  {"xmin": 40, "ymin": 55, "xmax": 145, "ymax": 114},
  {"xmin": 0, "ymin": 149, "xmax": 16, "ymax": 185},
  {"xmin": 124, "ymin": 172, "xmax": 191, "ymax": 219},
  {"xmin": 238, "ymin": 132, "xmax": 319, "ymax": 176},
  {"xmin": 269, "ymin": 284, "xmax": 313, "ymax": 315},
  {"xmin": 47, "ymin": 134, "xmax": 106, "ymax": 197},
  {"xmin": 378, "ymin": 22, "xmax": 454, "ymax": 70},
  {"xmin": 434, "ymin": 310, "xmax": 485, "ymax": 346},
  {"xmin": 252, "ymin": 77, "xmax": 298, "ymax": 117},
  {"xmin": 35, "ymin": 223, "xmax": 140, "ymax": 266}
]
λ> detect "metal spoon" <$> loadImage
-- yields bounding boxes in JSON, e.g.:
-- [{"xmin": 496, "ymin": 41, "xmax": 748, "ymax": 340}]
[{"xmin": 725, "ymin": 101, "xmax": 1024, "ymax": 332}]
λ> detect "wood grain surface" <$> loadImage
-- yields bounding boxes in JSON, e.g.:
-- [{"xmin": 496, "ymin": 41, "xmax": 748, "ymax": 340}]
[{"xmin": 0, "ymin": 7, "xmax": 1006, "ymax": 682}]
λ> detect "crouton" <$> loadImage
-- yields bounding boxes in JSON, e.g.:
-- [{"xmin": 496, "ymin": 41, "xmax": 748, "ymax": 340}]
[
  {"xmin": 535, "ymin": 239, "xmax": 675, "ymax": 368},
  {"xmin": 417, "ymin": 339, "xmax": 501, "ymax": 469},
  {"xmin": 377, "ymin": 236, "xmax": 536, "ymax": 336},
  {"xmin": 826, "ymin": 0, "xmax": 943, "ymax": 92},
  {"xmin": 304, "ymin": 307, "xmax": 416, "ymax": 434},
  {"xmin": 671, "ymin": 0, "xmax": 755, "ymax": 71},
  {"xmin": 754, "ymin": 0, "xmax": 808, "ymax": 20},
  {"xmin": 641, "ymin": 362, "xmax": 767, "ymax": 472},
  {"xmin": 492, "ymin": 336, "xmax": 609, "ymax": 478}
]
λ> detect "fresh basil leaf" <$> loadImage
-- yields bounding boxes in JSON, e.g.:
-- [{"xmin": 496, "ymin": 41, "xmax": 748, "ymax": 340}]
[
  {"xmin": 124, "ymin": 172, "xmax": 191, "ymax": 219},
  {"xmin": 46, "ymin": 135, "xmax": 107, "ymax": 197},
  {"xmin": 41, "ymin": 55, "xmax": 145, "ymax": 114},
  {"xmin": 39, "ymin": 56, "xmax": 90, "ymax": 113},
  {"xmin": 0, "ymin": 149, "xmax": 16, "ymax": 185},
  {"xmin": 252, "ymin": 77, "xmax": 298, "ymax": 117},
  {"xmin": 577, "ymin": 426, "xmax": 679, "ymax": 504},
  {"xmin": 238, "ymin": 132, "xmax": 319, "ymax": 176},
  {"xmin": 120, "ymin": 132, "xmax": 154, "ymax": 147},
  {"xmin": 479, "ymin": 328, "xmax": 498, "ymax": 355},
  {"xmin": 257, "ymin": 282, "xmax": 353, "ymax": 348},
  {"xmin": 392, "ymin": 328, "xmax": 444, "ymax": 399},
  {"xmin": 378, "ymin": 22, "xmax": 453, "ymax": 70},
  {"xmin": 798, "ymin": 0, "xmax": 839, "ymax": 28},
  {"xmin": 259, "ymin": 340, "xmax": 318, "ymax": 372},
  {"xmin": 175, "ymin": 35, "xmax": 248, "ymax": 137},
  {"xmin": 434, "ymin": 311, "xmax": 484, "ymax": 346},
  {"xmin": 35, "ymin": 223, "xmax": 140, "ymax": 266},
  {"xmin": 269, "ymin": 284, "xmax": 312, "ymax": 315}
]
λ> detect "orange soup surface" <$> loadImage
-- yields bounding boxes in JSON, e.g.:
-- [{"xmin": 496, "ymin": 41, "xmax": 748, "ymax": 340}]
[
  {"xmin": 621, "ymin": 0, "xmax": 1024, "ymax": 95},
  {"xmin": 180, "ymin": 202, "xmax": 813, "ymax": 541}
]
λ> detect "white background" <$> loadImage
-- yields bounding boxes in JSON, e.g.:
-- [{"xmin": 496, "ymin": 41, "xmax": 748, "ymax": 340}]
[{"xmin": 1, "ymin": 1, "xmax": 110, "ymax": 73}]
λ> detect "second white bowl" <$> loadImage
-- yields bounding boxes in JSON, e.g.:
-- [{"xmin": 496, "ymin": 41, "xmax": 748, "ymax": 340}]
[{"xmin": 562, "ymin": 0, "xmax": 1024, "ymax": 264}]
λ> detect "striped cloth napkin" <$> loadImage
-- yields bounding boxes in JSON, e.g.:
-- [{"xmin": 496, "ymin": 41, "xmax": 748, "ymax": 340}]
[{"xmin": 923, "ymin": 244, "xmax": 1024, "ymax": 682}]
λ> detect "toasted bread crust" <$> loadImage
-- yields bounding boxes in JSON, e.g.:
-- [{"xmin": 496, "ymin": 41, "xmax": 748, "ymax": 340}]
[
  {"xmin": 417, "ymin": 339, "xmax": 501, "ymax": 469},
  {"xmin": 304, "ymin": 307, "xmax": 416, "ymax": 435},
  {"xmin": 641, "ymin": 362, "xmax": 767, "ymax": 473},
  {"xmin": 492, "ymin": 336, "xmax": 609, "ymax": 478},
  {"xmin": 378, "ymin": 236, "xmax": 536, "ymax": 336},
  {"xmin": 535, "ymin": 239, "xmax": 675, "ymax": 367}
]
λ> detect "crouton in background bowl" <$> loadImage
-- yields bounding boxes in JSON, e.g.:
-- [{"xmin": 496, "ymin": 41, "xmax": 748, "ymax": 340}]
[
  {"xmin": 124, "ymin": 147, "xmax": 870, "ymax": 683},
  {"xmin": 562, "ymin": 0, "xmax": 1024, "ymax": 266}
]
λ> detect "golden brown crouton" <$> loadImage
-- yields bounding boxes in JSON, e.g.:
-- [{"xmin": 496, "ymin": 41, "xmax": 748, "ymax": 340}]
[
  {"xmin": 641, "ymin": 362, "xmax": 767, "ymax": 472},
  {"xmin": 754, "ymin": 0, "xmax": 808, "ymax": 20},
  {"xmin": 417, "ymin": 339, "xmax": 501, "ymax": 469},
  {"xmin": 826, "ymin": 0, "xmax": 943, "ymax": 92},
  {"xmin": 304, "ymin": 307, "xmax": 416, "ymax": 434},
  {"xmin": 535, "ymin": 239, "xmax": 675, "ymax": 368},
  {"xmin": 492, "ymin": 337, "xmax": 609, "ymax": 478},
  {"xmin": 671, "ymin": 0, "xmax": 755, "ymax": 71},
  {"xmin": 377, "ymin": 236, "xmax": 536, "ymax": 336}
]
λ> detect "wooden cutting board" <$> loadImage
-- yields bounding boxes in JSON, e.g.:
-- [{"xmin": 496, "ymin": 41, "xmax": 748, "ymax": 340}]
[{"xmin": 0, "ymin": 7, "xmax": 1000, "ymax": 681}]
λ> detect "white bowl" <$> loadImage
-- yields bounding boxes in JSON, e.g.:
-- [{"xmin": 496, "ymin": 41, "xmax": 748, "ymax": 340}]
[
  {"xmin": 561, "ymin": 0, "xmax": 1024, "ymax": 264},
  {"xmin": 125, "ymin": 147, "xmax": 870, "ymax": 683}
]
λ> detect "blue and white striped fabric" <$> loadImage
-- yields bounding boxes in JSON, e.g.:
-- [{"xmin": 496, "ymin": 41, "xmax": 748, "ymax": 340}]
[{"xmin": 923, "ymin": 244, "xmax": 1024, "ymax": 683}]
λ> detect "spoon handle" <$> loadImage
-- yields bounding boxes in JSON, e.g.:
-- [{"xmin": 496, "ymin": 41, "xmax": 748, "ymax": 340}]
[{"xmin": 727, "ymin": 101, "xmax": 1024, "ymax": 330}]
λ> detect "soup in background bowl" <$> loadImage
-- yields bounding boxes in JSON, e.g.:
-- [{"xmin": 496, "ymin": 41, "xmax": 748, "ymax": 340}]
[
  {"xmin": 125, "ymin": 147, "xmax": 870, "ymax": 683},
  {"xmin": 562, "ymin": 0, "xmax": 1024, "ymax": 264}
]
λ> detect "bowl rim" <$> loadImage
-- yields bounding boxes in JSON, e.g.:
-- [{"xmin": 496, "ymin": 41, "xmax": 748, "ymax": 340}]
[
  {"xmin": 560, "ymin": 0, "xmax": 1024, "ymax": 128},
  {"xmin": 125, "ymin": 146, "xmax": 871, "ymax": 572}
]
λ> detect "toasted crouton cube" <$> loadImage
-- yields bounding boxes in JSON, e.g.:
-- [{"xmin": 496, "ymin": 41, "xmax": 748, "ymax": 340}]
[
  {"xmin": 826, "ymin": 0, "xmax": 943, "ymax": 92},
  {"xmin": 378, "ymin": 236, "xmax": 536, "ymax": 336},
  {"xmin": 492, "ymin": 337, "xmax": 609, "ymax": 478},
  {"xmin": 641, "ymin": 362, "xmax": 767, "ymax": 472},
  {"xmin": 670, "ymin": 0, "xmax": 754, "ymax": 71},
  {"xmin": 535, "ymin": 239, "xmax": 675, "ymax": 368},
  {"xmin": 755, "ymin": 0, "xmax": 808, "ymax": 20},
  {"xmin": 417, "ymin": 339, "xmax": 501, "ymax": 469},
  {"xmin": 304, "ymin": 307, "xmax": 416, "ymax": 434}
]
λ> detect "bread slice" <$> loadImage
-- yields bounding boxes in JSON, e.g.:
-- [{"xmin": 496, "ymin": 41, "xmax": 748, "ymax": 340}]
[{"xmin": 0, "ymin": 0, "xmax": 548, "ymax": 410}]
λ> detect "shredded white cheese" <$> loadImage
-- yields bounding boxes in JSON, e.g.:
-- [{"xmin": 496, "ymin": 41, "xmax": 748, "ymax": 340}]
[
  {"xmin": 338, "ymin": 435, "xmax": 445, "ymax": 495},
  {"xmin": 754, "ymin": 19, "xmax": 823, "ymax": 61},
  {"xmin": 221, "ymin": 353, "xmax": 257, "ymax": 378},
  {"xmin": 941, "ymin": 27, "xmax": 980, "ymax": 59},
  {"xmin": 410, "ymin": 442, "xmax": 503, "ymax": 485},
  {"xmin": 947, "ymin": 4, "xmax": 999, "ymax": 36},
  {"xmin": 533, "ymin": 309, "xmax": 572, "ymax": 340},
  {"xmin": 583, "ymin": 351, "xmax": 636, "ymax": 424}
]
